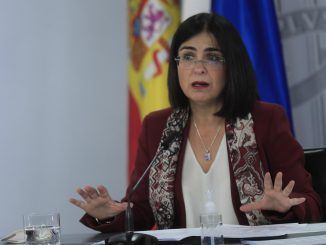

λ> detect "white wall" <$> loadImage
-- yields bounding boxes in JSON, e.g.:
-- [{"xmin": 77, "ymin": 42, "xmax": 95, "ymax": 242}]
[{"xmin": 0, "ymin": 0, "xmax": 128, "ymax": 235}]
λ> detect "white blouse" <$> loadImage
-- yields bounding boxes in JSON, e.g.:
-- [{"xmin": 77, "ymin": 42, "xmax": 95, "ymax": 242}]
[{"xmin": 181, "ymin": 135, "xmax": 239, "ymax": 227}]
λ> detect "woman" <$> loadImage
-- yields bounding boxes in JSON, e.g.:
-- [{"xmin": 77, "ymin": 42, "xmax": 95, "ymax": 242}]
[{"xmin": 70, "ymin": 13, "xmax": 322, "ymax": 232}]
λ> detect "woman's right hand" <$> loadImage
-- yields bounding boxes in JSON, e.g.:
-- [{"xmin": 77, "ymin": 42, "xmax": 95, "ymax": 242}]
[{"xmin": 69, "ymin": 185, "xmax": 128, "ymax": 220}]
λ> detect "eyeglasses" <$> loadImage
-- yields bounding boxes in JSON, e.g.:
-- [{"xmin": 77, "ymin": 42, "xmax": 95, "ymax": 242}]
[{"xmin": 174, "ymin": 56, "xmax": 225, "ymax": 69}]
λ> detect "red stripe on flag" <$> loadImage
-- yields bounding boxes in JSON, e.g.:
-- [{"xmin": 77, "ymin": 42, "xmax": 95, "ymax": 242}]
[{"xmin": 128, "ymin": 89, "xmax": 142, "ymax": 181}]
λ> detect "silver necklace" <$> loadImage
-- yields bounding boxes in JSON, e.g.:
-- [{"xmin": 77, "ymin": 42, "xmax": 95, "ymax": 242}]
[{"xmin": 193, "ymin": 119, "xmax": 222, "ymax": 161}]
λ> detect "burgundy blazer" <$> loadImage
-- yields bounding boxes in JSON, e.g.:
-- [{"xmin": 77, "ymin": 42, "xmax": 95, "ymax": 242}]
[{"xmin": 80, "ymin": 101, "xmax": 322, "ymax": 232}]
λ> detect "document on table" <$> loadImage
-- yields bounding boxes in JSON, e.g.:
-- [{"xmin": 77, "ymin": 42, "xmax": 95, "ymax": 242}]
[
  {"xmin": 244, "ymin": 234, "xmax": 326, "ymax": 245},
  {"xmin": 0, "ymin": 229, "xmax": 25, "ymax": 244},
  {"xmin": 135, "ymin": 223, "xmax": 312, "ymax": 241}
]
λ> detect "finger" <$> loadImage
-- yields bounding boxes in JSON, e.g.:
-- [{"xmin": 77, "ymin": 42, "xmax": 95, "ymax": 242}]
[
  {"xmin": 76, "ymin": 188, "xmax": 92, "ymax": 202},
  {"xmin": 97, "ymin": 185, "xmax": 111, "ymax": 200},
  {"xmin": 84, "ymin": 186, "xmax": 99, "ymax": 199},
  {"xmin": 240, "ymin": 201, "xmax": 263, "ymax": 212},
  {"xmin": 69, "ymin": 198, "xmax": 86, "ymax": 209},
  {"xmin": 283, "ymin": 180, "xmax": 295, "ymax": 196},
  {"xmin": 264, "ymin": 172, "xmax": 273, "ymax": 191},
  {"xmin": 274, "ymin": 172, "xmax": 283, "ymax": 192},
  {"xmin": 289, "ymin": 197, "xmax": 306, "ymax": 207}
]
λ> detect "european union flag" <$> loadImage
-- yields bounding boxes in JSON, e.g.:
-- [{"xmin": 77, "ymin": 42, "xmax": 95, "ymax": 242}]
[{"xmin": 212, "ymin": 0, "xmax": 293, "ymax": 129}]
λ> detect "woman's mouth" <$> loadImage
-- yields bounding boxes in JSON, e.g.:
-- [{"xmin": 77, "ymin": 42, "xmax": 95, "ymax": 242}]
[{"xmin": 191, "ymin": 81, "xmax": 209, "ymax": 88}]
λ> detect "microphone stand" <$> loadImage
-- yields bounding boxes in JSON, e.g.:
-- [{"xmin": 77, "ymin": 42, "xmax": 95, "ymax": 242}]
[
  {"xmin": 108, "ymin": 154, "xmax": 160, "ymax": 245},
  {"xmin": 124, "ymin": 191, "xmax": 134, "ymax": 245}
]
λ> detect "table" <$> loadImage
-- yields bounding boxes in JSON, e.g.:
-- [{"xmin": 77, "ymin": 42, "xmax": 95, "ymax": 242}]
[
  {"xmin": 60, "ymin": 231, "xmax": 326, "ymax": 245},
  {"xmin": 2, "ymin": 230, "xmax": 326, "ymax": 244},
  {"xmin": 59, "ymin": 233, "xmax": 111, "ymax": 244},
  {"xmin": 42, "ymin": 230, "xmax": 326, "ymax": 244}
]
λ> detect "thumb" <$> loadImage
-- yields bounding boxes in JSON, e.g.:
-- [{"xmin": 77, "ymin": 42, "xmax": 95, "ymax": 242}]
[
  {"xmin": 118, "ymin": 202, "xmax": 133, "ymax": 210},
  {"xmin": 240, "ymin": 202, "xmax": 262, "ymax": 212}
]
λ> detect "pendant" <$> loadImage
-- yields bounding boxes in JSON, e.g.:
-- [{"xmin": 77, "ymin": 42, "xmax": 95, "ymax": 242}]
[{"xmin": 204, "ymin": 151, "xmax": 211, "ymax": 161}]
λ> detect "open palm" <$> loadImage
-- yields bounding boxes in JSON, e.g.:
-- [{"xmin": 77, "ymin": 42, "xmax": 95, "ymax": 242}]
[
  {"xmin": 240, "ymin": 172, "xmax": 306, "ymax": 213},
  {"xmin": 69, "ymin": 185, "xmax": 128, "ymax": 220}
]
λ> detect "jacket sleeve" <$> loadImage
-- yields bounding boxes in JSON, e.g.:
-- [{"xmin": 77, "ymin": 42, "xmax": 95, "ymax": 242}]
[
  {"xmin": 80, "ymin": 114, "xmax": 156, "ymax": 232},
  {"xmin": 263, "ymin": 105, "xmax": 322, "ymax": 223}
]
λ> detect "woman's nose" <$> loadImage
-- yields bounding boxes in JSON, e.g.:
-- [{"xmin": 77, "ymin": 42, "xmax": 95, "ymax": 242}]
[{"xmin": 193, "ymin": 60, "xmax": 207, "ymax": 73}]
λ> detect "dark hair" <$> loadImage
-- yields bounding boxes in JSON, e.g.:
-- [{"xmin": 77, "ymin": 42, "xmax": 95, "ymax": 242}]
[{"xmin": 168, "ymin": 13, "xmax": 258, "ymax": 120}]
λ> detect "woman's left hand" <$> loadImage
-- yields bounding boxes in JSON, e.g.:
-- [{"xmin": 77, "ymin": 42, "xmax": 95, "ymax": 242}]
[{"xmin": 240, "ymin": 172, "xmax": 306, "ymax": 213}]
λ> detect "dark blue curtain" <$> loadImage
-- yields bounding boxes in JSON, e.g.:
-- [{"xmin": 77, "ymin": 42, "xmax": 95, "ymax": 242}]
[{"xmin": 212, "ymin": 0, "xmax": 293, "ymax": 129}]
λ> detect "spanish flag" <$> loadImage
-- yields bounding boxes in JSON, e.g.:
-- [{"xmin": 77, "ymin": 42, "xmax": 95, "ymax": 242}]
[{"xmin": 128, "ymin": 0, "xmax": 180, "ymax": 179}]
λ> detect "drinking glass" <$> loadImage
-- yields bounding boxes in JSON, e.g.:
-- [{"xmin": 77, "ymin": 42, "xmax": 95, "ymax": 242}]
[{"xmin": 23, "ymin": 213, "xmax": 60, "ymax": 244}]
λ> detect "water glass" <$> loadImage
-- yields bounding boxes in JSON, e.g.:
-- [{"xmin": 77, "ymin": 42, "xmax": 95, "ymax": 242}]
[{"xmin": 23, "ymin": 213, "xmax": 60, "ymax": 244}]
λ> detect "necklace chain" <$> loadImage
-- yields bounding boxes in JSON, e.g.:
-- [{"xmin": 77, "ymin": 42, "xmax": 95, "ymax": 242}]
[{"xmin": 193, "ymin": 119, "xmax": 222, "ymax": 161}]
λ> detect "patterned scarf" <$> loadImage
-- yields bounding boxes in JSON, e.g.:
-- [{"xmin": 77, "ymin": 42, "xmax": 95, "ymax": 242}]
[{"xmin": 149, "ymin": 108, "xmax": 270, "ymax": 229}]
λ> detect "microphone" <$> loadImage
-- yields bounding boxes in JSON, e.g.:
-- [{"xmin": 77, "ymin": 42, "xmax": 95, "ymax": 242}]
[{"xmin": 108, "ymin": 132, "xmax": 178, "ymax": 245}]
